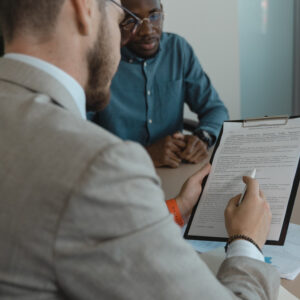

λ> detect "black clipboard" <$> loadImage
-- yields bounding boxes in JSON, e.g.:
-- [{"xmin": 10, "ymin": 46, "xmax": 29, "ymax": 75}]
[{"xmin": 184, "ymin": 115, "xmax": 300, "ymax": 246}]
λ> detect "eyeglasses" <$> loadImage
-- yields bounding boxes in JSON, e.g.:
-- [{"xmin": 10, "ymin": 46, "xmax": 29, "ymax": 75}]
[
  {"xmin": 110, "ymin": 0, "xmax": 163, "ymax": 34},
  {"xmin": 121, "ymin": 11, "xmax": 164, "ymax": 33}
]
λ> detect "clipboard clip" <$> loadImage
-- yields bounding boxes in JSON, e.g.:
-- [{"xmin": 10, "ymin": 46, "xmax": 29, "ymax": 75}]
[{"xmin": 242, "ymin": 115, "xmax": 289, "ymax": 128}]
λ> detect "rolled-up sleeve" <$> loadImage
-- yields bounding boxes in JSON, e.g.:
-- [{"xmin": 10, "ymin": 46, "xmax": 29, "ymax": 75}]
[{"xmin": 182, "ymin": 39, "xmax": 229, "ymax": 141}]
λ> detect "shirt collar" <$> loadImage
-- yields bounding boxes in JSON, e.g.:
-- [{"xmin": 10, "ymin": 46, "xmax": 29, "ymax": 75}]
[
  {"xmin": 121, "ymin": 32, "xmax": 165, "ymax": 63},
  {"xmin": 4, "ymin": 53, "xmax": 87, "ymax": 120}
]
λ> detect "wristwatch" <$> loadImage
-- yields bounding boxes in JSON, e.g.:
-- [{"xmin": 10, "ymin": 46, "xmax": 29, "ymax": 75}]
[{"xmin": 194, "ymin": 130, "xmax": 214, "ymax": 148}]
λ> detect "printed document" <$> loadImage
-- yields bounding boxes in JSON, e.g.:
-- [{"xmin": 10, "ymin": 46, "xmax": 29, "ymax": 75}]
[{"xmin": 186, "ymin": 117, "xmax": 300, "ymax": 243}]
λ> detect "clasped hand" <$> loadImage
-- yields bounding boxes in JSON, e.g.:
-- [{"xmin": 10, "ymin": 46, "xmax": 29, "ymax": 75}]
[{"xmin": 146, "ymin": 132, "xmax": 209, "ymax": 168}]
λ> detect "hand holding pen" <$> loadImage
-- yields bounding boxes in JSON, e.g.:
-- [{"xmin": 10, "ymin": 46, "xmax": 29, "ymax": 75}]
[
  {"xmin": 237, "ymin": 169, "xmax": 257, "ymax": 206},
  {"xmin": 225, "ymin": 168, "xmax": 272, "ymax": 250}
]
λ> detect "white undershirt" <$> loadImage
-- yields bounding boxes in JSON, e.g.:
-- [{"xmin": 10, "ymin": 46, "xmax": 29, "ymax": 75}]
[
  {"xmin": 4, "ymin": 53, "xmax": 86, "ymax": 120},
  {"xmin": 227, "ymin": 239, "xmax": 264, "ymax": 262}
]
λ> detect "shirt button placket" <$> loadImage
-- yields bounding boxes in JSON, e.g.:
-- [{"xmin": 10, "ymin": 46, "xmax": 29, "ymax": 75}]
[
  {"xmin": 147, "ymin": 89, "xmax": 151, "ymax": 126},
  {"xmin": 144, "ymin": 61, "xmax": 152, "ymax": 143},
  {"xmin": 147, "ymin": 90, "xmax": 153, "ymax": 138}
]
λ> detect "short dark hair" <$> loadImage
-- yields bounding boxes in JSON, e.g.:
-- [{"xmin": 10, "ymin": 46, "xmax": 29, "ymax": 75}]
[{"xmin": 0, "ymin": 0, "xmax": 66, "ymax": 42}]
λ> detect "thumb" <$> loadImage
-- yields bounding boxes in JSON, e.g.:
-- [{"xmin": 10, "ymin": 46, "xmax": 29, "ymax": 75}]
[
  {"xmin": 173, "ymin": 132, "xmax": 185, "ymax": 140},
  {"xmin": 190, "ymin": 163, "xmax": 211, "ymax": 183},
  {"xmin": 242, "ymin": 176, "xmax": 259, "ymax": 202}
]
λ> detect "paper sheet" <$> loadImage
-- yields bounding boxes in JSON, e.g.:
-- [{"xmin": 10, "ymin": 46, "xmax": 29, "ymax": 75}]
[{"xmin": 187, "ymin": 118, "xmax": 300, "ymax": 242}]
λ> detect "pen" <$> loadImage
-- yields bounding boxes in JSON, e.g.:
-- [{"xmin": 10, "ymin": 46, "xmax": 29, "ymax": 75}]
[{"xmin": 237, "ymin": 169, "xmax": 256, "ymax": 206}]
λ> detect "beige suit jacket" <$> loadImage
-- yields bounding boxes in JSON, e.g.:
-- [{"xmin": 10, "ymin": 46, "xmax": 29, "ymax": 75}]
[{"xmin": 0, "ymin": 57, "xmax": 280, "ymax": 299}]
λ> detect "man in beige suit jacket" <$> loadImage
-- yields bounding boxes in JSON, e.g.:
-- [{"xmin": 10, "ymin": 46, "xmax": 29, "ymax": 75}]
[{"xmin": 0, "ymin": 0, "xmax": 279, "ymax": 299}]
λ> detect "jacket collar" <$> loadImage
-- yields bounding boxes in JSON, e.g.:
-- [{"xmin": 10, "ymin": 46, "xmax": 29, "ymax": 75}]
[{"xmin": 0, "ymin": 57, "xmax": 82, "ymax": 119}]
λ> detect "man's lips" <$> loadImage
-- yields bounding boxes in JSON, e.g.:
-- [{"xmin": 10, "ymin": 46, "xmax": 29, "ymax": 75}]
[
  {"xmin": 139, "ymin": 42, "xmax": 156, "ymax": 50},
  {"xmin": 136, "ymin": 38, "xmax": 158, "ymax": 51}
]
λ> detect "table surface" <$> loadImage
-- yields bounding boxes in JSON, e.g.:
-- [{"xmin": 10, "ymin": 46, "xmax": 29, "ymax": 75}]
[{"xmin": 156, "ymin": 160, "xmax": 300, "ymax": 298}]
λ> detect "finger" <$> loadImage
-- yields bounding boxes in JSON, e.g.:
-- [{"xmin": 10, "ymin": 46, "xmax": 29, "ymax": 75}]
[
  {"xmin": 183, "ymin": 140, "xmax": 201, "ymax": 160},
  {"xmin": 167, "ymin": 161, "xmax": 180, "ymax": 168},
  {"xmin": 242, "ymin": 176, "xmax": 260, "ymax": 200},
  {"xmin": 173, "ymin": 132, "xmax": 185, "ymax": 140},
  {"xmin": 167, "ymin": 141, "xmax": 185, "ymax": 154},
  {"xmin": 185, "ymin": 141, "xmax": 208, "ymax": 161},
  {"xmin": 172, "ymin": 138, "xmax": 187, "ymax": 149},
  {"xmin": 259, "ymin": 190, "xmax": 266, "ymax": 200},
  {"xmin": 164, "ymin": 156, "xmax": 181, "ymax": 168},
  {"xmin": 166, "ymin": 149, "xmax": 182, "ymax": 163},
  {"xmin": 264, "ymin": 201, "xmax": 271, "ymax": 212},
  {"xmin": 189, "ymin": 152, "xmax": 208, "ymax": 164},
  {"xmin": 161, "ymin": 150, "xmax": 181, "ymax": 167},
  {"xmin": 187, "ymin": 136, "xmax": 206, "ymax": 154},
  {"xmin": 169, "ymin": 154, "xmax": 181, "ymax": 164},
  {"xmin": 187, "ymin": 147, "xmax": 208, "ymax": 163},
  {"xmin": 185, "ymin": 150, "xmax": 204, "ymax": 163},
  {"xmin": 189, "ymin": 163, "xmax": 211, "ymax": 183},
  {"xmin": 226, "ymin": 194, "xmax": 241, "ymax": 212},
  {"xmin": 181, "ymin": 137, "xmax": 198, "ymax": 158},
  {"xmin": 260, "ymin": 191, "xmax": 270, "ymax": 213}
]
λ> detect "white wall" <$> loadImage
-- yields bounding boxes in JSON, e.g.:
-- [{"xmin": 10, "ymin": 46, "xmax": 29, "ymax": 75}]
[{"xmin": 162, "ymin": 0, "xmax": 241, "ymax": 120}]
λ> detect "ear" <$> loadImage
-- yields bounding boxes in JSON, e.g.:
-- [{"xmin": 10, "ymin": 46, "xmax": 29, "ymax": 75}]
[{"xmin": 70, "ymin": 0, "xmax": 94, "ymax": 35}]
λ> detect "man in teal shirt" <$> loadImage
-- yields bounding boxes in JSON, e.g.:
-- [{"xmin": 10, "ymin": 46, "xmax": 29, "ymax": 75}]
[{"xmin": 89, "ymin": 0, "xmax": 229, "ymax": 168}]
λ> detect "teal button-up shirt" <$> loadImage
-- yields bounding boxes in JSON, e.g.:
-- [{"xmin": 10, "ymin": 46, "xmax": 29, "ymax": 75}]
[{"xmin": 89, "ymin": 33, "xmax": 229, "ymax": 146}]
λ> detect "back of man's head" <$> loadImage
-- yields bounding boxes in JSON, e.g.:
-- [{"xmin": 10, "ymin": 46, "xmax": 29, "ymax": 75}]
[
  {"xmin": 0, "ymin": 0, "xmax": 121, "ymax": 112},
  {"xmin": 0, "ymin": 0, "xmax": 66, "ymax": 43}
]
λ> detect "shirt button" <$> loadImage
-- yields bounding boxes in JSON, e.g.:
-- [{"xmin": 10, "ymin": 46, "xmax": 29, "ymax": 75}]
[
  {"xmin": 129, "ymin": 59, "xmax": 133, "ymax": 63},
  {"xmin": 147, "ymin": 90, "xmax": 151, "ymax": 96},
  {"xmin": 149, "ymin": 119, "xmax": 153, "ymax": 124},
  {"xmin": 144, "ymin": 62, "xmax": 147, "ymax": 67}
]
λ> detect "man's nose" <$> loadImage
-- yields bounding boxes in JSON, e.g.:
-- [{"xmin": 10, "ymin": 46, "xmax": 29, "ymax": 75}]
[{"xmin": 138, "ymin": 20, "xmax": 154, "ymax": 36}]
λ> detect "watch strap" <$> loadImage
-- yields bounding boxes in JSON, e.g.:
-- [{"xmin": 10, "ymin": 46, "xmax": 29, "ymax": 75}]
[{"xmin": 194, "ymin": 130, "xmax": 214, "ymax": 147}]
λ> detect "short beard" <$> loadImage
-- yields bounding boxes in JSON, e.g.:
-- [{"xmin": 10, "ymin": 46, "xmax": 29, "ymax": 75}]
[{"xmin": 85, "ymin": 16, "xmax": 112, "ymax": 112}]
